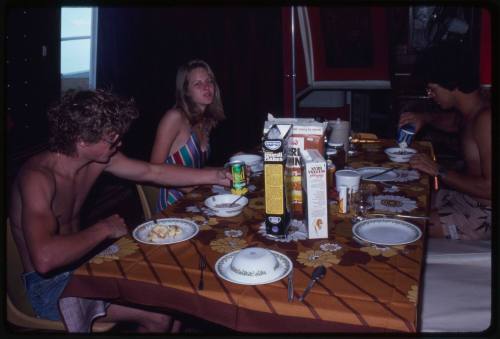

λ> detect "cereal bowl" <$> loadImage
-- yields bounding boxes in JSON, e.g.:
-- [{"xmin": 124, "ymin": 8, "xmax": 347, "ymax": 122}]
[
  {"xmin": 215, "ymin": 248, "xmax": 293, "ymax": 285},
  {"xmin": 204, "ymin": 194, "xmax": 248, "ymax": 217},
  {"xmin": 385, "ymin": 147, "xmax": 417, "ymax": 163},
  {"xmin": 229, "ymin": 247, "xmax": 279, "ymax": 281}
]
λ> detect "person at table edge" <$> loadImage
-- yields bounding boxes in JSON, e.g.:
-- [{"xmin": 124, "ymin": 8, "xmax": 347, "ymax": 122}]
[
  {"xmin": 8, "ymin": 89, "xmax": 231, "ymax": 332},
  {"xmin": 150, "ymin": 59, "xmax": 225, "ymax": 211},
  {"xmin": 399, "ymin": 42, "xmax": 491, "ymax": 240}
]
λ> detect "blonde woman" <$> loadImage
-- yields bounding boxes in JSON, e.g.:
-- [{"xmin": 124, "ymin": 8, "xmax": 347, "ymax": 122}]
[{"xmin": 151, "ymin": 60, "xmax": 225, "ymax": 210}]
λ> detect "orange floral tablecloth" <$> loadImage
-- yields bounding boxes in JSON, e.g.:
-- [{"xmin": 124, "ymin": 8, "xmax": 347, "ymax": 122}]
[{"xmin": 62, "ymin": 140, "xmax": 432, "ymax": 333}]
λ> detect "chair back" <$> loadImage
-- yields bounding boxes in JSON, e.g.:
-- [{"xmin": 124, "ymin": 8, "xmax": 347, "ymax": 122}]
[
  {"xmin": 136, "ymin": 184, "xmax": 160, "ymax": 220},
  {"xmin": 6, "ymin": 219, "xmax": 37, "ymax": 317},
  {"xmin": 6, "ymin": 219, "xmax": 116, "ymax": 332}
]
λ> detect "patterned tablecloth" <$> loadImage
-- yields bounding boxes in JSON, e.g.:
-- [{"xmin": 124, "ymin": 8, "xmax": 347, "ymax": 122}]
[{"xmin": 61, "ymin": 140, "xmax": 433, "ymax": 333}]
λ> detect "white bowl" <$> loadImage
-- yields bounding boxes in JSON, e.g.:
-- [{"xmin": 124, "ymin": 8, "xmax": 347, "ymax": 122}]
[
  {"xmin": 229, "ymin": 154, "xmax": 263, "ymax": 173},
  {"xmin": 385, "ymin": 147, "xmax": 417, "ymax": 163},
  {"xmin": 229, "ymin": 247, "xmax": 279, "ymax": 280},
  {"xmin": 204, "ymin": 194, "xmax": 248, "ymax": 217}
]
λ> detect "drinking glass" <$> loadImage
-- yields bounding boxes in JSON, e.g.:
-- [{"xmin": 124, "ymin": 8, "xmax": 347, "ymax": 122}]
[{"xmin": 352, "ymin": 186, "xmax": 374, "ymax": 218}]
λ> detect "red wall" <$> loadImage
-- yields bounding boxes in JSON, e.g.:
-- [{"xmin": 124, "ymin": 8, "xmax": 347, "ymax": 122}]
[
  {"xmin": 282, "ymin": 7, "xmax": 389, "ymax": 117},
  {"xmin": 308, "ymin": 7, "xmax": 389, "ymax": 81},
  {"xmin": 479, "ymin": 8, "xmax": 492, "ymax": 85}
]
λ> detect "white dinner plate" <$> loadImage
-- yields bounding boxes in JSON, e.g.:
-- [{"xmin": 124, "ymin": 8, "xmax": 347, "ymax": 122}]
[
  {"xmin": 357, "ymin": 167, "xmax": 400, "ymax": 182},
  {"xmin": 132, "ymin": 218, "xmax": 199, "ymax": 245},
  {"xmin": 352, "ymin": 218, "xmax": 422, "ymax": 246},
  {"xmin": 215, "ymin": 249, "xmax": 293, "ymax": 285}
]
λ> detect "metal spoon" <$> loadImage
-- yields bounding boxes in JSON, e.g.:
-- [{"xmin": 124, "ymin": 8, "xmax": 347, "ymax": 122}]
[
  {"xmin": 299, "ymin": 265, "xmax": 326, "ymax": 302},
  {"xmin": 229, "ymin": 195, "xmax": 244, "ymax": 207},
  {"xmin": 364, "ymin": 167, "xmax": 395, "ymax": 180}
]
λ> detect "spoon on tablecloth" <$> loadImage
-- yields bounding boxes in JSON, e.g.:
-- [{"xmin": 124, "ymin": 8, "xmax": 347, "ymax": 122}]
[
  {"xmin": 364, "ymin": 167, "xmax": 395, "ymax": 180},
  {"xmin": 299, "ymin": 265, "xmax": 326, "ymax": 302}
]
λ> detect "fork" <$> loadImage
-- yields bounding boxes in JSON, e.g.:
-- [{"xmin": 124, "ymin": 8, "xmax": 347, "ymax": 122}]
[{"xmin": 198, "ymin": 255, "xmax": 207, "ymax": 290}]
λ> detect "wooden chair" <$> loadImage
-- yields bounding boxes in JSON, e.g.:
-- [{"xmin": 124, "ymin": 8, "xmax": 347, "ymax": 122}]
[
  {"xmin": 135, "ymin": 184, "xmax": 160, "ymax": 220},
  {"xmin": 6, "ymin": 220, "xmax": 115, "ymax": 332}
]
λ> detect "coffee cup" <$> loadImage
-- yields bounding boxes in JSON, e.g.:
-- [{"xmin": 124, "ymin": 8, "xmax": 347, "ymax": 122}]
[
  {"xmin": 328, "ymin": 119, "xmax": 350, "ymax": 152},
  {"xmin": 335, "ymin": 169, "xmax": 361, "ymax": 193}
]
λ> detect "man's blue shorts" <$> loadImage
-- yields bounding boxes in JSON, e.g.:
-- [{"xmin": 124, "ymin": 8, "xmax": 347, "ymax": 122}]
[{"xmin": 22, "ymin": 271, "xmax": 72, "ymax": 321}]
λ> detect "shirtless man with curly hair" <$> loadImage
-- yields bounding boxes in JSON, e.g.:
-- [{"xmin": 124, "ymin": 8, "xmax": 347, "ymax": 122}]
[{"xmin": 9, "ymin": 89, "xmax": 231, "ymax": 332}]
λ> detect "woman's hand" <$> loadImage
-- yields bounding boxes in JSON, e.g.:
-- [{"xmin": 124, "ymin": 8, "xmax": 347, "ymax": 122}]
[
  {"xmin": 409, "ymin": 153, "xmax": 439, "ymax": 176},
  {"xmin": 214, "ymin": 168, "xmax": 232, "ymax": 187}
]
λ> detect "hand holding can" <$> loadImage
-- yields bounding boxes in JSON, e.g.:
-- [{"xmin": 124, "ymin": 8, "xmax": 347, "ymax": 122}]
[
  {"xmin": 397, "ymin": 123, "xmax": 416, "ymax": 148},
  {"xmin": 225, "ymin": 160, "xmax": 248, "ymax": 195}
]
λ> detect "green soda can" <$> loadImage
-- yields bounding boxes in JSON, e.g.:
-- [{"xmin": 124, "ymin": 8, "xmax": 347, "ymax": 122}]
[{"xmin": 226, "ymin": 160, "xmax": 248, "ymax": 195}]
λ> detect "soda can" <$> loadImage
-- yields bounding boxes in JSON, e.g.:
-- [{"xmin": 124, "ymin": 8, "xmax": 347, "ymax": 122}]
[
  {"xmin": 397, "ymin": 123, "xmax": 416, "ymax": 148},
  {"xmin": 225, "ymin": 160, "xmax": 248, "ymax": 195}
]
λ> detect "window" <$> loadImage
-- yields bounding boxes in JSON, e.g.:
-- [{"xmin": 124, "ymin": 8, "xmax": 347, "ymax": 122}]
[{"xmin": 60, "ymin": 7, "xmax": 98, "ymax": 91}]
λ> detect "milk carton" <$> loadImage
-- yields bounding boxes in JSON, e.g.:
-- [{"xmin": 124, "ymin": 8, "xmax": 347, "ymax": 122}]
[{"xmin": 301, "ymin": 149, "xmax": 328, "ymax": 239}]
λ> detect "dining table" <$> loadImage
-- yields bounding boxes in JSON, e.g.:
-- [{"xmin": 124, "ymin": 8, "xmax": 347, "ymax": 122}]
[{"xmin": 59, "ymin": 139, "xmax": 434, "ymax": 333}]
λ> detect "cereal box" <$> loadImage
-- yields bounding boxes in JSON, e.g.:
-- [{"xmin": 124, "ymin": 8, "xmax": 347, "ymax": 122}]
[
  {"xmin": 262, "ymin": 124, "xmax": 292, "ymax": 238},
  {"xmin": 301, "ymin": 149, "xmax": 328, "ymax": 239}
]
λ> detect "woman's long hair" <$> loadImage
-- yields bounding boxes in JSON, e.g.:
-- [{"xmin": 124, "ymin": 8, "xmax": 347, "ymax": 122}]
[{"xmin": 174, "ymin": 59, "xmax": 225, "ymax": 132}]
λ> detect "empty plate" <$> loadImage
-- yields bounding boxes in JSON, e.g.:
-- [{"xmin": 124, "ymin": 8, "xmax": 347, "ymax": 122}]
[
  {"xmin": 357, "ymin": 167, "xmax": 400, "ymax": 182},
  {"xmin": 352, "ymin": 218, "xmax": 422, "ymax": 246}
]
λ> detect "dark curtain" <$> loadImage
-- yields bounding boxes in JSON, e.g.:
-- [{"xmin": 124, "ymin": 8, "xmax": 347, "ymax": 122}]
[{"xmin": 97, "ymin": 7, "xmax": 283, "ymax": 165}]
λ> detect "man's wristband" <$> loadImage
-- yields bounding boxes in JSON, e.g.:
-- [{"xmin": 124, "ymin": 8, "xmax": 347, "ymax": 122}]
[{"xmin": 437, "ymin": 165, "xmax": 448, "ymax": 179}]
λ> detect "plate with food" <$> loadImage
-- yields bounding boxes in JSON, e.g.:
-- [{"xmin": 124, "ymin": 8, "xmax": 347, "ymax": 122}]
[{"xmin": 132, "ymin": 218, "xmax": 199, "ymax": 245}]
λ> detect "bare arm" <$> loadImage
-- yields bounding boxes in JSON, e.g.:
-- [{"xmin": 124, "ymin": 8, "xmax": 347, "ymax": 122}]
[
  {"xmin": 150, "ymin": 109, "xmax": 183, "ymax": 164},
  {"xmin": 399, "ymin": 110, "xmax": 461, "ymax": 134},
  {"xmin": 18, "ymin": 170, "xmax": 126, "ymax": 275},
  {"xmin": 106, "ymin": 152, "xmax": 231, "ymax": 187},
  {"xmin": 409, "ymin": 112, "xmax": 491, "ymax": 200}
]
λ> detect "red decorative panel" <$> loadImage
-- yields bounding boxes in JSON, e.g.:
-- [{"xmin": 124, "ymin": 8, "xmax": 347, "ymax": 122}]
[
  {"xmin": 308, "ymin": 7, "xmax": 389, "ymax": 81},
  {"xmin": 479, "ymin": 8, "xmax": 491, "ymax": 85}
]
